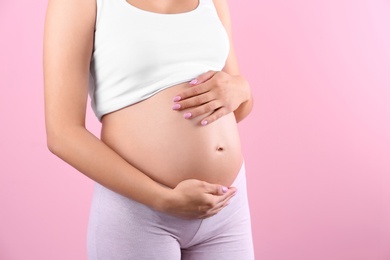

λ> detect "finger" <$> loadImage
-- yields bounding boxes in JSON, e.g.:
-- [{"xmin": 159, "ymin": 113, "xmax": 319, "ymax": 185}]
[
  {"xmin": 195, "ymin": 185, "xmax": 236, "ymax": 218},
  {"xmin": 198, "ymin": 107, "xmax": 230, "ymax": 126},
  {"xmin": 208, "ymin": 200, "xmax": 230, "ymax": 216},
  {"xmin": 203, "ymin": 182, "xmax": 232, "ymax": 195},
  {"xmin": 209, "ymin": 190, "xmax": 236, "ymax": 213},
  {"xmin": 173, "ymin": 83, "xmax": 212, "ymax": 103},
  {"xmin": 218, "ymin": 188, "xmax": 237, "ymax": 204},
  {"xmin": 172, "ymin": 92, "xmax": 213, "ymax": 111},
  {"xmin": 189, "ymin": 70, "xmax": 217, "ymax": 86},
  {"xmin": 198, "ymin": 202, "xmax": 222, "ymax": 219},
  {"xmin": 203, "ymin": 190, "xmax": 237, "ymax": 218},
  {"xmin": 172, "ymin": 71, "xmax": 217, "ymax": 102},
  {"xmin": 182, "ymin": 100, "xmax": 222, "ymax": 120}
]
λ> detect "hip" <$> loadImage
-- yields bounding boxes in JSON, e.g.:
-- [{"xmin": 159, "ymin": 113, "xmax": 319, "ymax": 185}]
[{"xmin": 87, "ymin": 162, "xmax": 254, "ymax": 259}]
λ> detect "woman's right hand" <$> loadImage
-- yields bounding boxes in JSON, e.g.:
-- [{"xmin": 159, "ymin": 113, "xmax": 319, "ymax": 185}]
[{"xmin": 158, "ymin": 179, "xmax": 237, "ymax": 219}]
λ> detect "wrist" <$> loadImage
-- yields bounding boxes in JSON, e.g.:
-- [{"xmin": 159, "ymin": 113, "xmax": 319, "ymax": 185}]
[
  {"xmin": 240, "ymin": 76, "xmax": 251, "ymax": 103},
  {"xmin": 232, "ymin": 75, "xmax": 251, "ymax": 104},
  {"xmin": 151, "ymin": 186, "xmax": 175, "ymax": 213},
  {"xmin": 233, "ymin": 75, "xmax": 253, "ymax": 122}
]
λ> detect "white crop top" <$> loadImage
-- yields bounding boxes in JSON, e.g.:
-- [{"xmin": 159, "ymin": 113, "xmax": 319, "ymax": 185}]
[{"xmin": 88, "ymin": 0, "xmax": 230, "ymax": 121}]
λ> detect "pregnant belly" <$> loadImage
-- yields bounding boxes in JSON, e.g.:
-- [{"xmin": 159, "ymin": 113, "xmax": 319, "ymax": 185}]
[{"xmin": 100, "ymin": 82, "xmax": 243, "ymax": 188}]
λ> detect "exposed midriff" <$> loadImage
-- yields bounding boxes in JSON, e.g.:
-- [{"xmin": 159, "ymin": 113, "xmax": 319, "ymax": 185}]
[{"xmin": 100, "ymin": 82, "xmax": 243, "ymax": 188}]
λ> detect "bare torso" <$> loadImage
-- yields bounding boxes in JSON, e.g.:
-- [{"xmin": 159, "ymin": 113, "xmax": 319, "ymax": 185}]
[{"xmin": 101, "ymin": 82, "xmax": 243, "ymax": 188}]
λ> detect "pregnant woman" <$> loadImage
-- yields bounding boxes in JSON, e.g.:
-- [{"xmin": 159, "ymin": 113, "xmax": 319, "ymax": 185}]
[{"xmin": 43, "ymin": 0, "xmax": 254, "ymax": 258}]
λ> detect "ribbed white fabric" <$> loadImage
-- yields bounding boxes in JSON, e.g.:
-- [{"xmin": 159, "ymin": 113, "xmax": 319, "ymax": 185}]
[{"xmin": 88, "ymin": 0, "xmax": 230, "ymax": 121}]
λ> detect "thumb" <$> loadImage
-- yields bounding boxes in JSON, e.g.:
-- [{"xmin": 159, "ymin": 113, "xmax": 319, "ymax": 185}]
[
  {"xmin": 189, "ymin": 70, "xmax": 218, "ymax": 86},
  {"xmin": 204, "ymin": 183, "xmax": 229, "ymax": 195}
]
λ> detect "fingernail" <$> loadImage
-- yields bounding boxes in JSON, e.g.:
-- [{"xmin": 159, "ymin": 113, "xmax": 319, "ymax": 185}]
[
  {"xmin": 201, "ymin": 120, "xmax": 208, "ymax": 126},
  {"xmin": 222, "ymin": 186, "xmax": 228, "ymax": 193},
  {"xmin": 184, "ymin": 112, "xmax": 192, "ymax": 119},
  {"xmin": 189, "ymin": 79, "xmax": 198, "ymax": 85},
  {"xmin": 173, "ymin": 96, "xmax": 181, "ymax": 102},
  {"xmin": 172, "ymin": 104, "xmax": 181, "ymax": 110}
]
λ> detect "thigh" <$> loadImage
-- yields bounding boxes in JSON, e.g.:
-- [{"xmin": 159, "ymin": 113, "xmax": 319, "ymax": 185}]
[
  {"xmin": 182, "ymin": 236, "xmax": 253, "ymax": 260},
  {"xmin": 87, "ymin": 183, "xmax": 181, "ymax": 260},
  {"xmin": 181, "ymin": 200, "xmax": 254, "ymax": 260},
  {"xmin": 181, "ymin": 164, "xmax": 254, "ymax": 260}
]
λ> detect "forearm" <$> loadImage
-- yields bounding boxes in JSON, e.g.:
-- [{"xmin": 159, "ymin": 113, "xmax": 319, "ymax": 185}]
[
  {"xmin": 47, "ymin": 126, "xmax": 168, "ymax": 211},
  {"xmin": 233, "ymin": 75, "xmax": 254, "ymax": 123}
]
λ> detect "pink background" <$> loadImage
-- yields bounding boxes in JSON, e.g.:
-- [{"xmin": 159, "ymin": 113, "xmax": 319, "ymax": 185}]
[{"xmin": 1, "ymin": 0, "xmax": 389, "ymax": 259}]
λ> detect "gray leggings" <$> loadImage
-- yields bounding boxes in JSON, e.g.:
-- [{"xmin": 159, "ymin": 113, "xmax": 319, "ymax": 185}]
[{"xmin": 87, "ymin": 163, "xmax": 254, "ymax": 259}]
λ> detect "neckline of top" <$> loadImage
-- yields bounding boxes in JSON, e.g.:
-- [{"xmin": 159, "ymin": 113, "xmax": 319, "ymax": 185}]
[{"xmin": 121, "ymin": 0, "xmax": 203, "ymax": 16}]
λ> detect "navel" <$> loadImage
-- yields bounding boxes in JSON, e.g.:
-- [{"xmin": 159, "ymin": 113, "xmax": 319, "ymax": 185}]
[{"xmin": 216, "ymin": 146, "xmax": 225, "ymax": 152}]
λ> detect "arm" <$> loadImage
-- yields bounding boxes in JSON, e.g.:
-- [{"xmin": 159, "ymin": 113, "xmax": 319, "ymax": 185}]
[
  {"xmin": 43, "ymin": 0, "xmax": 236, "ymax": 219},
  {"xmin": 213, "ymin": 0, "xmax": 254, "ymax": 123},
  {"xmin": 172, "ymin": 0, "xmax": 254, "ymax": 124}
]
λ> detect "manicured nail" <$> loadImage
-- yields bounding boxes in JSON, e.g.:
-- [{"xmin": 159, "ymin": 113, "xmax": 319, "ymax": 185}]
[
  {"xmin": 184, "ymin": 112, "xmax": 192, "ymax": 119},
  {"xmin": 201, "ymin": 120, "xmax": 208, "ymax": 126},
  {"xmin": 189, "ymin": 79, "xmax": 198, "ymax": 85},
  {"xmin": 173, "ymin": 96, "xmax": 181, "ymax": 102},
  {"xmin": 172, "ymin": 104, "xmax": 181, "ymax": 110},
  {"xmin": 222, "ymin": 186, "xmax": 228, "ymax": 193}
]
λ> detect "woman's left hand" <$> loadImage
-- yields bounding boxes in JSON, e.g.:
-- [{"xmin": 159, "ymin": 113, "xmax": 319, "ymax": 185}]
[{"xmin": 172, "ymin": 70, "xmax": 250, "ymax": 126}]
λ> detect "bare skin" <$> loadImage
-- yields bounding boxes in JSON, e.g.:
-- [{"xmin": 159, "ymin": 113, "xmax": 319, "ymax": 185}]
[
  {"xmin": 43, "ymin": 0, "xmax": 253, "ymax": 219},
  {"xmin": 101, "ymin": 80, "xmax": 243, "ymax": 188}
]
